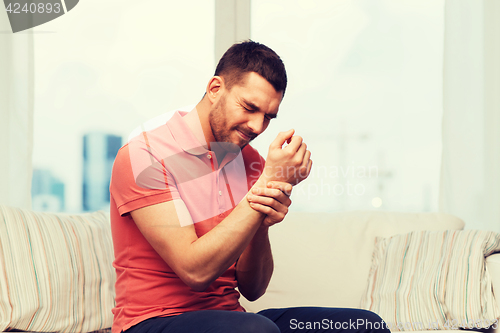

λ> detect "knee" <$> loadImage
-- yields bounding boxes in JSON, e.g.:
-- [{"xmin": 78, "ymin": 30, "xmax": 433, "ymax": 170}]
[
  {"xmin": 354, "ymin": 309, "xmax": 391, "ymax": 333},
  {"xmin": 238, "ymin": 313, "xmax": 280, "ymax": 333},
  {"xmin": 357, "ymin": 309, "xmax": 384, "ymax": 322}
]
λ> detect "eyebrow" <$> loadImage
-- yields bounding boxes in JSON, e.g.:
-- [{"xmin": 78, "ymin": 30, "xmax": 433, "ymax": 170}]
[{"xmin": 242, "ymin": 99, "xmax": 278, "ymax": 119}]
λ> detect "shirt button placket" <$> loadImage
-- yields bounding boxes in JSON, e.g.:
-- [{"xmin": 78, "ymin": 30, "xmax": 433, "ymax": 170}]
[
  {"xmin": 215, "ymin": 170, "xmax": 219, "ymax": 203},
  {"xmin": 217, "ymin": 170, "xmax": 224, "ymax": 211}
]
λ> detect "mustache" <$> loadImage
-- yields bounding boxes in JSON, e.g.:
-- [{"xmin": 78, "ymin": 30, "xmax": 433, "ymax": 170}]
[{"xmin": 237, "ymin": 128, "xmax": 257, "ymax": 140}]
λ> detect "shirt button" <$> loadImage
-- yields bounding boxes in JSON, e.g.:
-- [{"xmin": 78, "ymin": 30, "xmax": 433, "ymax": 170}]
[
  {"xmin": 219, "ymin": 190, "xmax": 222, "ymax": 196},
  {"xmin": 207, "ymin": 154, "xmax": 211, "ymax": 159}
]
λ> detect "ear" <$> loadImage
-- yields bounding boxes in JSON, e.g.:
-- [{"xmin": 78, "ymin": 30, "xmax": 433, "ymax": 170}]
[{"xmin": 206, "ymin": 76, "xmax": 224, "ymax": 104}]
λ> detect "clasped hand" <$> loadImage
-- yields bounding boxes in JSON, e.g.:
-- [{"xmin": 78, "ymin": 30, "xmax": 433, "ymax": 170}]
[{"xmin": 247, "ymin": 129, "xmax": 312, "ymax": 227}]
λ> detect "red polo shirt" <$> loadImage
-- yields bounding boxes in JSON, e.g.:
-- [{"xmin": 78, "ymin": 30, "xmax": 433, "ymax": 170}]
[{"xmin": 109, "ymin": 108, "xmax": 265, "ymax": 333}]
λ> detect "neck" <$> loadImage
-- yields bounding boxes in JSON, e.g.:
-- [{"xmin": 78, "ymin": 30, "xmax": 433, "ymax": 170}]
[
  {"xmin": 183, "ymin": 107, "xmax": 208, "ymax": 149},
  {"xmin": 193, "ymin": 97, "xmax": 216, "ymax": 148},
  {"xmin": 191, "ymin": 97, "xmax": 229, "ymax": 163}
]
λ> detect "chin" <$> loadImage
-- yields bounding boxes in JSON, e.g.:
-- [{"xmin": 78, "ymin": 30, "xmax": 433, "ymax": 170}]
[
  {"xmin": 237, "ymin": 142, "xmax": 248, "ymax": 150},
  {"xmin": 234, "ymin": 137, "xmax": 251, "ymax": 150},
  {"xmin": 211, "ymin": 140, "xmax": 242, "ymax": 153},
  {"xmin": 226, "ymin": 141, "xmax": 247, "ymax": 153}
]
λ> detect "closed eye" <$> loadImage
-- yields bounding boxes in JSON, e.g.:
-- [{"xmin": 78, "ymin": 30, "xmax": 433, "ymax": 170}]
[
  {"xmin": 243, "ymin": 106, "xmax": 253, "ymax": 112},
  {"xmin": 241, "ymin": 100, "xmax": 277, "ymax": 120}
]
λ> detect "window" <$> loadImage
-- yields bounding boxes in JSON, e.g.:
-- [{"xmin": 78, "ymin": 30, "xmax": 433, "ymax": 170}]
[
  {"xmin": 251, "ymin": 0, "xmax": 444, "ymax": 212},
  {"xmin": 32, "ymin": 0, "xmax": 215, "ymax": 212},
  {"xmin": 32, "ymin": 0, "xmax": 444, "ymax": 213}
]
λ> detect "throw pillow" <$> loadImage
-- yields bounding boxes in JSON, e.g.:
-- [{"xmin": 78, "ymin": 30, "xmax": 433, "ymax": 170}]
[
  {"xmin": 360, "ymin": 230, "xmax": 500, "ymax": 331},
  {"xmin": 0, "ymin": 205, "xmax": 115, "ymax": 332}
]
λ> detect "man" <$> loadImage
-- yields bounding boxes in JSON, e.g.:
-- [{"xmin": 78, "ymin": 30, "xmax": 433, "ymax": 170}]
[{"xmin": 110, "ymin": 41, "xmax": 389, "ymax": 333}]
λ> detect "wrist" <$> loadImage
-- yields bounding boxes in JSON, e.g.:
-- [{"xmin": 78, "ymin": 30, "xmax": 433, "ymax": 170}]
[
  {"xmin": 252, "ymin": 179, "xmax": 266, "ymax": 191},
  {"xmin": 254, "ymin": 174, "xmax": 272, "ymax": 189},
  {"xmin": 251, "ymin": 224, "xmax": 270, "ymax": 244}
]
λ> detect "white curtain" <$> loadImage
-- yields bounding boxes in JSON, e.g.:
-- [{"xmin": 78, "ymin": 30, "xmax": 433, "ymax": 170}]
[
  {"xmin": 440, "ymin": 0, "xmax": 500, "ymax": 231},
  {"xmin": 0, "ymin": 11, "xmax": 34, "ymax": 209}
]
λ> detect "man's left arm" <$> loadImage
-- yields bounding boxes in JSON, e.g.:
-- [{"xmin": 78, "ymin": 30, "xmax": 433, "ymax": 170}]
[
  {"xmin": 236, "ymin": 132, "xmax": 312, "ymax": 301},
  {"xmin": 235, "ymin": 181, "xmax": 292, "ymax": 301}
]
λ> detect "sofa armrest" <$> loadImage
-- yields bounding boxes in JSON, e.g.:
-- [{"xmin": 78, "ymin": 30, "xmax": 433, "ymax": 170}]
[{"xmin": 486, "ymin": 253, "xmax": 500, "ymax": 321}]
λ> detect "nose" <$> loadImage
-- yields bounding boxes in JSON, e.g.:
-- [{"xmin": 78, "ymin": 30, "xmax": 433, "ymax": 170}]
[{"xmin": 247, "ymin": 113, "xmax": 266, "ymax": 136}]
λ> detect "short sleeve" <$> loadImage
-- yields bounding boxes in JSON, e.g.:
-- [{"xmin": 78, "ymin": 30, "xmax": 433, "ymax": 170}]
[{"xmin": 110, "ymin": 142, "xmax": 180, "ymax": 216}]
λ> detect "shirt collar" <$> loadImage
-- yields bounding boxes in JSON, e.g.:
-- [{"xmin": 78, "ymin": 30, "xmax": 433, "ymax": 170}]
[
  {"xmin": 167, "ymin": 110, "xmax": 208, "ymax": 156},
  {"xmin": 166, "ymin": 109, "xmax": 241, "ymax": 164}
]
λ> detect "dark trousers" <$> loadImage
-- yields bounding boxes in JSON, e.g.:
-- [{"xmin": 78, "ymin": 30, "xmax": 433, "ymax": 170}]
[{"xmin": 125, "ymin": 307, "xmax": 391, "ymax": 333}]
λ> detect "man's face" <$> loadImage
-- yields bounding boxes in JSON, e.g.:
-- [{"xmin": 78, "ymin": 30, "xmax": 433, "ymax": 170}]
[{"xmin": 209, "ymin": 72, "xmax": 283, "ymax": 151}]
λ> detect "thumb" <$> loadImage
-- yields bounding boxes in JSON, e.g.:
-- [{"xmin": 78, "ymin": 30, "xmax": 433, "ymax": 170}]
[{"xmin": 270, "ymin": 129, "xmax": 295, "ymax": 149}]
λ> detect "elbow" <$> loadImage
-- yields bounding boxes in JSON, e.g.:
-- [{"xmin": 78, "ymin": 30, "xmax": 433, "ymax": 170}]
[
  {"xmin": 172, "ymin": 260, "xmax": 218, "ymax": 292},
  {"xmin": 182, "ymin": 272, "xmax": 213, "ymax": 292},
  {"xmin": 243, "ymin": 294, "xmax": 262, "ymax": 302},
  {"xmin": 240, "ymin": 287, "xmax": 266, "ymax": 302}
]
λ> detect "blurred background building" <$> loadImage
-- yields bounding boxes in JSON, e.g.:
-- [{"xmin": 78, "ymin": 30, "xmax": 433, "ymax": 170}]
[
  {"xmin": 32, "ymin": 168, "xmax": 65, "ymax": 212},
  {"xmin": 82, "ymin": 132, "xmax": 122, "ymax": 212}
]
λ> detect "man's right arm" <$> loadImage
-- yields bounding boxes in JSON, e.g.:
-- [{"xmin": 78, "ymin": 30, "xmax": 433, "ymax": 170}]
[
  {"xmin": 130, "ymin": 130, "xmax": 310, "ymax": 292},
  {"xmin": 131, "ymin": 196, "xmax": 265, "ymax": 292}
]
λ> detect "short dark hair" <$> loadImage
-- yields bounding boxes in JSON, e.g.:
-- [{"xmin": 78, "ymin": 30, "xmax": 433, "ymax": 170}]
[{"xmin": 215, "ymin": 40, "xmax": 287, "ymax": 94}]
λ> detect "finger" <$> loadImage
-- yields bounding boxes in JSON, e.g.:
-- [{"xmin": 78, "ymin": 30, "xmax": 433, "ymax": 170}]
[
  {"xmin": 284, "ymin": 135, "xmax": 303, "ymax": 153},
  {"xmin": 248, "ymin": 190, "xmax": 291, "ymax": 208},
  {"xmin": 249, "ymin": 202, "xmax": 286, "ymax": 222},
  {"xmin": 262, "ymin": 213, "xmax": 285, "ymax": 227},
  {"xmin": 306, "ymin": 159, "xmax": 313, "ymax": 177},
  {"xmin": 295, "ymin": 142, "xmax": 307, "ymax": 163},
  {"xmin": 301, "ymin": 150, "xmax": 311, "ymax": 168},
  {"xmin": 251, "ymin": 187, "xmax": 292, "ymax": 206},
  {"xmin": 269, "ymin": 129, "xmax": 295, "ymax": 149},
  {"xmin": 266, "ymin": 181, "xmax": 293, "ymax": 197},
  {"xmin": 262, "ymin": 216, "xmax": 277, "ymax": 228}
]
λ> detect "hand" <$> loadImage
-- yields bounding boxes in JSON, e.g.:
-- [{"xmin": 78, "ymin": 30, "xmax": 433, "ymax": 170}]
[
  {"xmin": 261, "ymin": 129, "xmax": 312, "ymax": 186},
  {"xmin": 246, "ymin": 181, "xmax": 292, "ymax": 227}
]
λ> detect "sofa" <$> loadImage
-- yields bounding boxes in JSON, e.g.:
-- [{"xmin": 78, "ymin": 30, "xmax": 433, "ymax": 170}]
[
  {"xmin": 239, "ymin": 211, "xmax": 500, "ymax": 333},
  {"xmin": 0, "ymin": 205, "xmax": 499, "ymax": 332}
]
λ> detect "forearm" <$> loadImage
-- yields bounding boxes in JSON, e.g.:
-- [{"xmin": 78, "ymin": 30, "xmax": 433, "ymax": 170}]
[
  {"xmin": 235, "ymin": 225, "xmax": 273, "ymax": 301},
  {"xmin": 181, "ymin": 198, "xmax": 266, "ymax": 291}
]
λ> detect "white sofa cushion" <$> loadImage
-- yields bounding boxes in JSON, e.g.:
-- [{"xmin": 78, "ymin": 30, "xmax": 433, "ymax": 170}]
[
  {"xmin": 360, "ymin": 230, "xmax": 500, "ymax": 331},
  {"xmin": 240, "ymin": 211, "xmax": 465, "ymax": 313},
  {"xmin": 0, "ymin": 205, "xmax": 115, "ymax": 333},
  {"xmin": 487, "ymin": 254, "xmax": 500, "ymax": 312}
]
